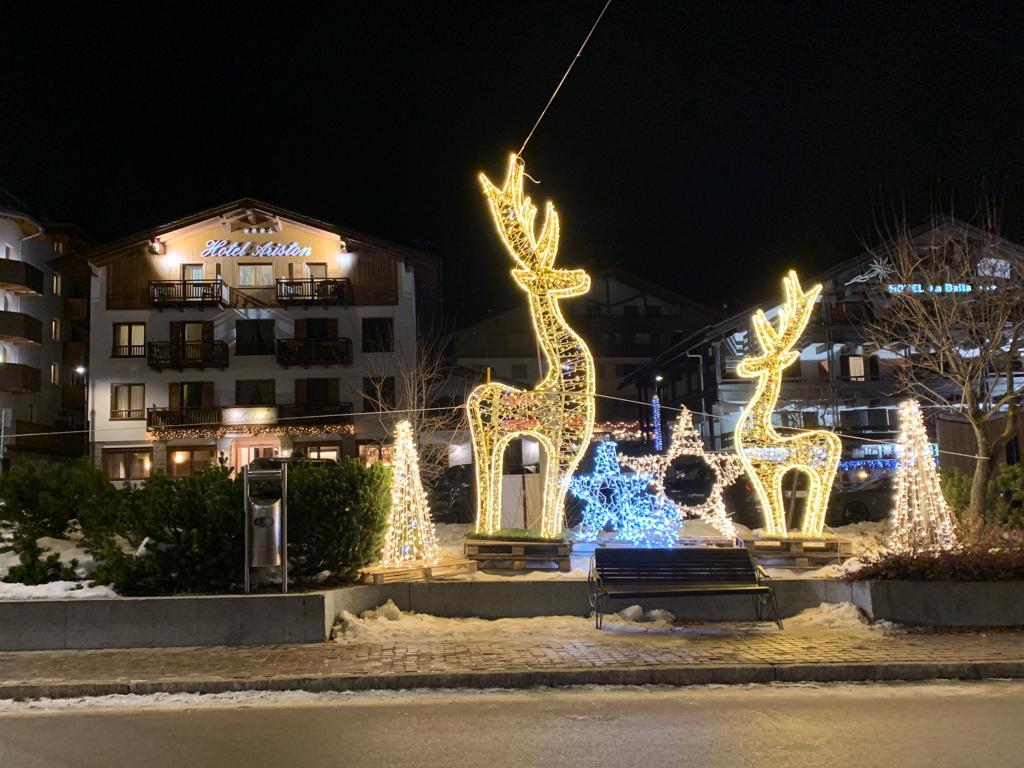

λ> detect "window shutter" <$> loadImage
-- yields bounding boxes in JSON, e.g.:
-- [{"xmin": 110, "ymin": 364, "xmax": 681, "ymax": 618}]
[
  {"xmin": 295, "ymin": 379, "xmax": 307, "ymax": 404},
  {"xmin": 295, "ymin": 318, "xmax": 306, "ymax": 339},
  {"xmin": 202, "ymin": 321, "xmax": 214, "ymax": 344},
  {"xmin": 169, "ymin": 321, "xmax": 183, "ymax": 343},
  {"xmin": 168, "ymin": 382, "xmax": 181, "ymax": 410},
  {"xmin": 327, "ymin": 378, "xmax": 340, "ymax": 405},
  {"xmin": 869, "ymin": 356, "xmax": 880, "ymax": 379},
  {"xmin": 202, "ymin": 381, "xmax": 215, "ymax": 407},
  {"xmin": 326, "ymin": 317, "xmax": 338, "ymax": 339}
]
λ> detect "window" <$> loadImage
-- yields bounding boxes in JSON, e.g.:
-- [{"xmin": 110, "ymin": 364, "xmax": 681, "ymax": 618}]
[
  {"xmin": 295, "ymin": 443, "xmax": 340, "ymax": 461},
  {"xmin": 51, "ymin": 318, "xmax": 60, "ymax": 342},
  {"xmin": 182, "ymin": 382, "xmax": 205, "ymax": 408},
  {"xmin": 50, "ymin": 362, "xmax": 59, "ymax": 385},
  {"xmin": 304, "ymin": 317, "xmax": 332, "ymax": 339},
  {"xmin": 236, "ymin": 319, "xmax": 275, "ymax": 355},
  {"xmin": 103, "ymin": 449, "xmax": 152, "ymax": 481},
  {"xmin": 112, "ymin": 323, "xmax": 145, "ymax": 357},
  {"xmin": 362, "ymin": 317, "xmax": 393, "ymax": 352},
  {"xmin": 305, "ymin": 377, "xmax": 331, "ymax": 405},
  {"xmin": 305, "ymin": 263, "xmax": 328, "ymax": 279},
  {"xmin": 181, "ymin": 264, "xmax": 204, "ymax": 281},
  {"xmin": 510, "ymin": 363, "xmax": 528, "ymax": 380},
  {"xmin": 3, "ymin": 244, "xmax": 11, "ymax": 260},
  {"xmin": 111, "ymin": 384, "xmax": 145, "ymax": 419},
  {"xmin": 840, "ymin": 354, "xmax": 880, "ymax": 382},
  {"xmin": 623, "ymin": 305, "xmax": 639, "ymax": 317},
  {"xmin": 51, "ymin": 273, "xmax": 62, "ymax": 296},
  {"xmin": 168, "ymin": 446, "xmax": 215, "ymax": 477},
  {"xmin": 235, "ymin": 379, "xmax": 276, "ymax": 406},
  {"xmin": 363, "ymin": 376, "xmax": 396, "ymax": 412},
  {"xmin": 238, "ymin": 263, "xmax": 274, "ymax": 286},
  {"xmin": 645, "ymin": 305, "xmax": 662, "ymax": 317}
]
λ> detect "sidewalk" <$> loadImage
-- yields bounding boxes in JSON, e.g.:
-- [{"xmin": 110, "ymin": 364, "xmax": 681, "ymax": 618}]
[{"xmin": 2, "ymin": 614, "xmax": 1022, "ymax": 699}]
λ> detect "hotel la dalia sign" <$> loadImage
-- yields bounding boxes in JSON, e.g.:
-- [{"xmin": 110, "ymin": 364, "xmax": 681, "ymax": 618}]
[{"xmin": 200, "ymin": 240, "xmax": 313, "ymax": 257}]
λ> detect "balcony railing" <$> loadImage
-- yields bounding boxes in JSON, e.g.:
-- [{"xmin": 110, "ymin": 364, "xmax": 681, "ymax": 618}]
[
  {"xmin": 147, "ymin": 406, "xmax": 223, "ymax": 430},
  {"xmin": 235, "ymin": 340, "xmax": 276, "ymax": 356},
  {"xmin": 0, "ymin": 362, "xmax": 41, "ymax": 394},
  {"xmin": 0, "ymin": 259, "xmax": 44, "ymax": 296},
  {"xmin": 147, "ymin": 341, "xmax": 229, "ymax": 370},
  {"xmin": 112, "ymin": 344, "xmax": 145, "ymax": 358},
  {"xmin": 149, "ymin": 279, "xmax": 228, "ymax": 308},
  {"xmin": 110, "ymin": 408, "xmax": 145, "ymax": 420},
  {"xmin": 0, "ymin": 311, "xmax": 42, "ymax": 345},
  {"xmin": 278, "ymin": 402, "xmax": 354, "ymax": 426},
  {"xmin": 276, "ymin": 277, "xmax": 351, "ymax": 305},
  {"xmin": 276, "ymin": 337, "xmax": 353, "ymax": 367}
]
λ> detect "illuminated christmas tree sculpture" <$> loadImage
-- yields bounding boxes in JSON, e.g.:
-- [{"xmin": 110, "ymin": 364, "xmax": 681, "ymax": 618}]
[
  {"xmin": 621, "ymin": 409, "xmax": 744, "ymax": 538},
  {"xmin": 890, "ymin": 399, "xmax": 958, "ymax": 552},
  {"xmin": 569, "ymin": 441, "xmax": 681, "ymax": 547},
  {"xmin": 380, "ymin": 420, "xmax": 441, "ymax": 566}
]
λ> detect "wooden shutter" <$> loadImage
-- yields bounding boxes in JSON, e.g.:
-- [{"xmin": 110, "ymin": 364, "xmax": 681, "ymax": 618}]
[
  {"xmin": 326, "ymin": 317, "xmax": 338, "ymax": 339},
  {"xmin": 294, "ymin": 318, "xmax": 306, "ymax": 339},
  {"xmin": 295, "ymin": 379, "xmax": 307, "ymax": 405},
  {"xmin": 202, "ymin": 321, "xmax": 214, "ymax": 344},
  {"xmin": 327, "ymin": 378, "xmax": 340, "ymax": 405},
  {"xmin": 168, "ymin": 382, "xmax": 181, "ymax": 410},
  {"xmin": 202, "ymin": 381, "xmax": 215, "ymax": 407},
  {"xmin": 169, "ymin": 321, "xmax": 183, "ymax": 343}
]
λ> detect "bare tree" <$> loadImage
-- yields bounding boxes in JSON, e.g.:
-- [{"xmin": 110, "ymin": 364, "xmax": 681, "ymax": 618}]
[
  {"xmin": 361, "ymin": 326, "xmax": 466, "ymax": 485},
  {"xmin": 862, "ymin": 213, "xmax": 1024, "ymax": 523}
]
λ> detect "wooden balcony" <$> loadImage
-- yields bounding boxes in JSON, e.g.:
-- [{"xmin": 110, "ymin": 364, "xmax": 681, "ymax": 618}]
[
  {"xmin": 276, "ymin": 337, "xmax": 353, "ymax": 367},
  {"xmin": 149, "ymin": 279, "xmax": 228, "ymax": 309},
  {"xmin": 64, "ymin": 298, "xmax": 88, "ymax": 325},
  {"xmin": 147, "ymin": 406, "xmax": 223, "ymax": 430},
  {"xmin": 147, "ymin": 341, "xmax": 229, "ymax": 371},
  {"xmin": 0, "ymin": 363, "xmax": 41, "ymax": 394},
  {"xmin": 0, "ymin": 311, "xmax": 42, "ymax": 344},
  {"xmin": 276, "ymin": 277, "xmax": 351, "ymax": 306},
  {"xmin": 0, "ymin": 259, "xmax": 44, "ymax": 295},
  {"xmin": 277, "ymin": 402, "xmax": 354, "ymax": 426}
]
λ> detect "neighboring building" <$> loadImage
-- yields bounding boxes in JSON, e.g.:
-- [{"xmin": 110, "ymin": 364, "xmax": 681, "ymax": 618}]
[
  {"xmin": 621, "ymin": 218, "xmax": 1024, "ymax": 484},
  {"xmin": 54, "ymin": 200, "xmax": 438, "ymax": 484},
  {"xmin": 454, "ymin": 267, "xmax": 721, "ymax": 431},
  {"xmin": 0, "ymin": 191, "xmax": 89, "ymax": 465}
]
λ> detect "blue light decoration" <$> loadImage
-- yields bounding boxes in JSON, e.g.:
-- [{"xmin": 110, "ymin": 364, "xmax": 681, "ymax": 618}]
[
  {"xmin": 568, "ymin": 441, "xmax": 681, "ymax": 547},
  {"xmin": 839, "ymin": 459, "xmax": 900, "ymax": 471},
  {"xmin": 651, "ymin": 395, "xmax": 663, "ymax": 452}
]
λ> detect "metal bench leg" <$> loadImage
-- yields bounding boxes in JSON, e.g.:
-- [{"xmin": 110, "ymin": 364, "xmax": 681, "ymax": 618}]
[
  {"xmin": 753, "ymin": 594, "xmax": 764, "ymax": 622},
  {"xmin": 770, "ymin": 589, "xmax": 783, "ymax": 630},
  {"xmin": 595, "ymin": 595, "xmax": 605, "ymax": 630}
]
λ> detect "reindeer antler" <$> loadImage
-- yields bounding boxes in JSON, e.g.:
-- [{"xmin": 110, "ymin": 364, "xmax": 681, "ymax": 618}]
[
  {"xmin": 751, "ymin": 270, "xmax": 822, "ymax": 357},
  {"xmin": 479, "ymin": 154, "xmax": 560, "ymax": 269}
]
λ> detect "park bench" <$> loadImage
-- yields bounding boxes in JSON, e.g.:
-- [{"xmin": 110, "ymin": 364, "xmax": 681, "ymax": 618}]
[{"xmin": 587, "ymin": 547, "xmax": 782, "ymax": 630}]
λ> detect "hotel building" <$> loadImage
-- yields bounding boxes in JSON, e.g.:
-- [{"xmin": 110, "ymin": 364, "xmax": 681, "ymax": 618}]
[{"xmin": 55, "ymin": 200, "xmax": 439, "ymax": 484}]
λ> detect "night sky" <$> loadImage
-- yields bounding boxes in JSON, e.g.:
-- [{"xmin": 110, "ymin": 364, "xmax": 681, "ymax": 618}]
[{"xmin": 2, "ymin": 1, "xmax": 1022, "ymax": 324}]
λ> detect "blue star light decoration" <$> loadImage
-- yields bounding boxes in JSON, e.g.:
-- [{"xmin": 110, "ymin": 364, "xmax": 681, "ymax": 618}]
[{"xmin": 568, "ymin": 441, "xmax": 681, "ymax": 547}]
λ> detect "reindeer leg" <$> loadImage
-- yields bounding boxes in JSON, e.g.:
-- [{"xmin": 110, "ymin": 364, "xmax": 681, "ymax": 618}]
[
  {"xmin": 769, "ymin": 470, "xmax": 788, "ymax": 538},
  {"xmin": 803, "ymin": 468, "xmax": 825, "ymax": 536}
]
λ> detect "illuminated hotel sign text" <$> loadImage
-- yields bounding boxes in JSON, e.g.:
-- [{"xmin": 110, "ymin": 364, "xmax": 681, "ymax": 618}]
[
  {"xmin": 885, "ymin": 282, "xmax": 997, "ymax": 295},
  {"xmin": 201, "ymin": 240, "xmax": 313, "ymax": 258}
]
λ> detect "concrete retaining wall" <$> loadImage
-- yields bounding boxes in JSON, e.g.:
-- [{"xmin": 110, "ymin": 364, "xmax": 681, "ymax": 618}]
[
  {"xmin": 3, "ymin": 578, "xmax": 1021, "ymax": 651},
  {"xmin": 853, "ymin": 581, "xmax": 1024, "ymax": 626}
]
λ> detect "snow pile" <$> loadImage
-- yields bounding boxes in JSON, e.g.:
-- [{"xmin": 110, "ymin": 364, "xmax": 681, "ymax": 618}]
[
  {"xmin": 0, "ymin": 581, "xmax": 117, "ymax": 600},
  {"xmin": 785, "ymin": 602, "xmax": 871, "ymax": 631},
  {"xmin": 763, "ymin": 521, "xmax": 890, "ymax": 579}
]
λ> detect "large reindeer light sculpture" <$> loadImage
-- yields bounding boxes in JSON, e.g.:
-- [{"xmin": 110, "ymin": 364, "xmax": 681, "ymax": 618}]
[
  {"xmin": 735, "ymin": 270, "xmax": 841, "ymax": 537},
  {"xmin": 467, "ymin": 155, "xmax": 596, "ymax": 538}
]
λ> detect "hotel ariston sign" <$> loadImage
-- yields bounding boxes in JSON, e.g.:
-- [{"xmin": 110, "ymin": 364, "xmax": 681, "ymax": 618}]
[{"xmin": 201, "ymin": 240, "xmax": 313, "ymax": 258}]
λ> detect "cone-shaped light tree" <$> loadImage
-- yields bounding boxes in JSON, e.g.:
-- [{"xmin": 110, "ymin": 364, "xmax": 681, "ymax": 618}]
[
  {"xmin": 890, "ymin": 399, "xmax": 958, "ymax": 552},
  {"xmin": 381, "ymin": 420, "xmax": 441, "ymax": 566}
]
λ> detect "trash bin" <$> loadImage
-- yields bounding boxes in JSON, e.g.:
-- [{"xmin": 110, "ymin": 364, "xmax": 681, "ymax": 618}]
[
  {"xmin": 249, "ymin": 498, "xmax": 282, "ymax": 567},
  {"xmin": 243, "ymin": 464, "xmax": 288, "ymax": 593}
]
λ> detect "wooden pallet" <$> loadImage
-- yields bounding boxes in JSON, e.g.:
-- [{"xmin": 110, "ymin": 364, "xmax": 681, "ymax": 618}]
[
  {"xmin": 464, "ymin": 538, "xmax": 572, "ymax": 572},
  {"xmin": 676, "ymin": 536, "xmax": 739, "ymax": 549},
  {"xmin": 360, "ymin": 557, "xmax": 478, "ymax": 585},
  {"xmin": 740, "ymin": 535, "xmax": 854, "ymax": 568}
]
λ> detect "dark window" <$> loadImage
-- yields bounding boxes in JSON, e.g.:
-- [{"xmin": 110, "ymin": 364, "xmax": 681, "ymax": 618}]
[
  {"xmin": 362, "ymin": 317, "xmax": 394, "ymax": 352},
  {"xmin": 645, "ymin": 305, "xmax": 662, "ymax": 317},
  {"xmin": 112, "ymin": 323, "xmax": 145, "ymax": 357},
  {"xmin": 236, "ymin": 320, "xmax": 275, "ymax": 355},
  {"xmin": 1007, "ymin": 436, "xmax": 1020, "ymax": 466},
  {"xmin": 306, "ymin": 378, "xmax": 331, "ymax": 405},
  {"xmin": 364, "ymin": 376, "xmax": 396, "ymax": 411},
  {"xmin": 305, "ymin": 318, "xmax": 331, "ymax": 339},
  {"xmin": 182, "ymin": 382, "xmax": 205, "ymax": 408},
  {"xmin": 235, "ymin": 379, "xmax": 275, "ymax": 406},
  {"xmin": 622, "ymin": 305, "xmax": 639, "ymax": 317}
]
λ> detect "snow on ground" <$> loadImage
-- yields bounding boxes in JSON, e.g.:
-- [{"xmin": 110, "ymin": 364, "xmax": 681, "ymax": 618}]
[
  {"xmin": 762, "ymin": 521, "xmax": 889, "ymax": 579},
  {"xmin": 0, "ymin": 581, "xmax": 117, "ymax": 600},
  {"xmin": 0, "ymin": 529, "xmax": 99, "ymax": 581},
  {"xmin": 334, "ymin": 599, "xmax": 885, "ymax": 643}
]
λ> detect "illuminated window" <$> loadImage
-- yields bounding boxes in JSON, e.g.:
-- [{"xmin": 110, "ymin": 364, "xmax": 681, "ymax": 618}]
[
  {"xmin": 238, "ymin": 263, "xmax": 274, "ymax": 286},
  {"xmin": 51, "ymin": 273, "xmax": 62, "ymax": 295},
  {"xmin": 168, "ymin": 446, "xmax": 215, "ymax": 477},
  {"xmin": 181, "ymin": 264, "xmax": 204, "ymax": 281},
  {"xmin": 295, "ymin": 443, "xmax": 340, "ymax": 461},
  {"xmin": 50, "ymin": 362, "xmax": 59, "ymax": 385},
  {"xmin": 112, "ymin": 323, "xmax": 145, "ymax": 357},
  {"xmin": 111, "ymin": 384, "xmax": 145, "ymax": 419},
  {"xmin": 103, "ymin": 449, "xmax": 152, "ymax": 481},
  {"xmin": 51, "ymin": 318, "xmax": 60, "ymax": 342}
]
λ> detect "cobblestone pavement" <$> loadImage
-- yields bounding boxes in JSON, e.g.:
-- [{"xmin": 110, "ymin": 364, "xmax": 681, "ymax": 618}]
[{"xmin": 1, "ymin": 622, "xmax": 1022, "ymax": 693}]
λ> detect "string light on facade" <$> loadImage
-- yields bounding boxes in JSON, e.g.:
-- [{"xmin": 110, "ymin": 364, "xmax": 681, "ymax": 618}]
[
  {"xmin": 380, "ymin": 420, "xmax": 441, "ymax": 566},
  {"xmin": 889, "ymin": 399, "xmax": 958, "ymax": 552},
  {"xmin": 569, "ymin": 441, "xmax": 681, "ymax": 547},
  {"xmin": 651, "ymin": 394, "xmax": 663, "ymax": 451},
  {"xmin": 621, "ymin": 409, "xmax": 744, "ymax": 538},
  {"xmin": 467, "ymin": 154, "xmax": 596, "ymax": 538},
  {"xmin": 734, "ymin": 270, "xmax": 842, "ymax": 537}
]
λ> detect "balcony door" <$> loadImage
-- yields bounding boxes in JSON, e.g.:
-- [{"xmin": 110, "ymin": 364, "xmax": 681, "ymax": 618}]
[{"xmin": 181, "ymin": 264, "xmax": 204, "ymax": 282}]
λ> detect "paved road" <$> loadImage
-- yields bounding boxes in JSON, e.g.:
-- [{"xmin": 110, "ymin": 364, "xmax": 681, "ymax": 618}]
[{"xmin": 0, "ymin": 681, "xmax": 1020, "ymax": 767}]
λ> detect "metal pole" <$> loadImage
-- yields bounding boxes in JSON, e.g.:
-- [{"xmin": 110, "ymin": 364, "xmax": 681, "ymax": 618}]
[
  {"xmin": 243, "ymin": 466, "xmax": 250, "ymax": 594},
  {"xmin": 281, "ymin": 462, "xmax": 288, "ymax": 594}
]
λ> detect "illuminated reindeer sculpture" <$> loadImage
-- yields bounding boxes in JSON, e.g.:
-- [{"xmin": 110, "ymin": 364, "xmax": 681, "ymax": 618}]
[
  {"xmin": 467, "ymin": 155, "xmax": 596, "ymax": 538},
  {"xmin": 735, "ymin": 271, "xmax": 841, "ymax": 537}
]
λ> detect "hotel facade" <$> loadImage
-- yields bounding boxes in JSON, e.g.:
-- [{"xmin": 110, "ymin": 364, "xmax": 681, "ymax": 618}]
[{"xmin": 56, "ymin": 200, "xmax": 439, "ymax": 484}]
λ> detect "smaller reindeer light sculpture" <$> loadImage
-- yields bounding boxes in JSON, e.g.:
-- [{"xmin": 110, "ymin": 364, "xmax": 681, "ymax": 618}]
[{"xmin": 735, "ymin": 271, "xmax": 841, "ymax": 537}]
